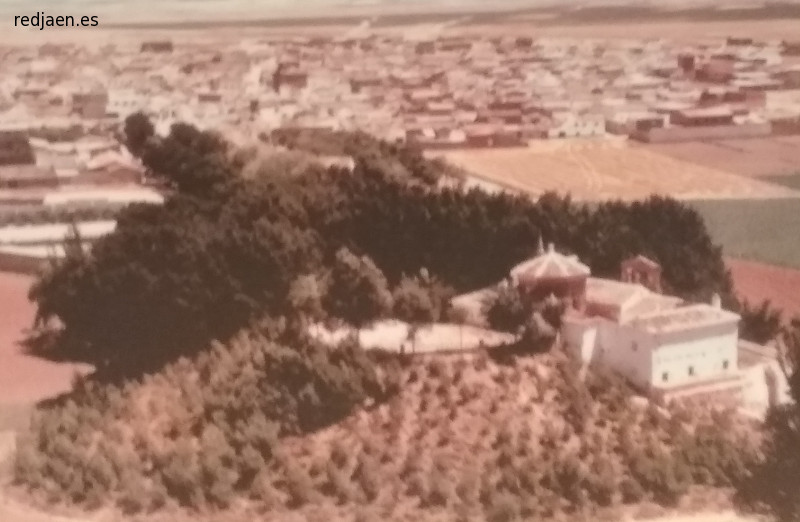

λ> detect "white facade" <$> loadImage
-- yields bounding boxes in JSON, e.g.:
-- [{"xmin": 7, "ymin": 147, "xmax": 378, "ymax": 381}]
[
  {"xmin": 563, "ymin": 315, "xmax": 654, "ymax": 389},
  {"xmin": 564, "ymin": 287, "xmax": 740, "ymax": 392},
  {"xmin": 650, "ymin": 321, "xmax": 738, "ymax": 389}
]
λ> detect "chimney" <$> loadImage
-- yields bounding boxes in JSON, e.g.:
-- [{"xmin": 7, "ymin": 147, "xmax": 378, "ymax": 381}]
[
  {"xmin": 547, "ymin": 242, "xmax": 555, "ymax": 254},
  {"xmin": 711, "ymin": 293, "xmax": 721, "ymax": 309}
]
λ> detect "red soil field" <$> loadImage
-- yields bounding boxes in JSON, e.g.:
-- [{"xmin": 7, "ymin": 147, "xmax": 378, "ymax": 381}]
[
  {"xmin": 645, "ymin": 136, "xmax": 800, "ymax": 178},
  {"xmin": 727, "ymin": 258, "xmax": 800, "ymax": 320},
  {"xmin": 0, "ymin": 272, "xmax": 89, "ymax": 405}
]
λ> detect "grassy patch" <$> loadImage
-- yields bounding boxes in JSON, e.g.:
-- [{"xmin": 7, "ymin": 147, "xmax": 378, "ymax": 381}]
[{"xmin": 690, "ymin": 198, "xmax": 800, "ymax": 269}]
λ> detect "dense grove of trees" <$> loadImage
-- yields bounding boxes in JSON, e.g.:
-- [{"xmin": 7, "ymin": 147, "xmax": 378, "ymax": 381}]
[
  {"xmin": 270, "ymin": 127, "xmax": 469, "ymax": 186},
  {"xmin": 305, "ymin": 163, "xmax": 733, "ymax": 304},
  {"xmin": 28, "ymin": 115, "xmax": 734, "ymax": 373}
]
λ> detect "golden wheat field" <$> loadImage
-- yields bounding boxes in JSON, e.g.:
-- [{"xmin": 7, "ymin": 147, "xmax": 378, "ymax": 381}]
[{"xmin": 437, "ymin": 139, "xmax": 800, "ymax": 202}]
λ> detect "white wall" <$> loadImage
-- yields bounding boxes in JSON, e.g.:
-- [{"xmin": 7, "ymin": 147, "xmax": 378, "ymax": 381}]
[
  {"xmin": 35, "ymin": 149, "xmax": 78, "ymax": 170},
  {"xmin": 650, "ymin": 322, "xmax": 738, "ymax": 389},
  {"xmin": 564, "ymin": 316, "xmax": 654, "ymax": 390},
  {"xmin": 562, "ymin": 318, "xmax": 600, "ymax": 364},
  {"xmin": 564, "ymin": 316, "xmax": 740, "ymax": 393},
  {"xmin": 598, "ymin": 321, "xmax": 654, "ymax": 390}
]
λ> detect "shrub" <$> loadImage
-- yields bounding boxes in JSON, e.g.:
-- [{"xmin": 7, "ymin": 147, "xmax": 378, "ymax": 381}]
[
  {"xmin": 353, "ymin": 454, "xmax": 381, "ymax": 503},
  {"xmin": 485, "ymin": 491, "xmax": 522, "ymax": 522},
  {"xmin": 424, "ymin": 467, "xmax": 453, "ymax": 507},
  {"xmin": 284, "ymin": 463, "xmax": 316, "ymax": 508},
  {"xmin": 324, "ymin": 462, "xmax": 356, "ymax": 504},
  {"xmin": 484, "ymin": 285, "xmax": 528, "ymax": 334}
]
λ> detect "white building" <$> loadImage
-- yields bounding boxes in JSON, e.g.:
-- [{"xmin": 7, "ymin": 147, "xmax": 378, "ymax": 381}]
[
  {"xmin": 563, "ymin": 285, "xmax": 739, "ymax": 394},
  {"xmin": 499, "ymin": 245, "xmax": 785, "ymax": 409}
]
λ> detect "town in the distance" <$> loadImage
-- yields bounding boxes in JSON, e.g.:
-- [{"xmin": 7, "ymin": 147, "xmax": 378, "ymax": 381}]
[{"xmin": 1, "ymin": 5, "xmax": 800, "ymax": 522}]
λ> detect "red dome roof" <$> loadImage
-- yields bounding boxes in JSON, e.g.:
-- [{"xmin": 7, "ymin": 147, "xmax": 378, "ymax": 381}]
[{"xmin": 510, "ymin": 243, "xmax": 590, "ymax": 286}]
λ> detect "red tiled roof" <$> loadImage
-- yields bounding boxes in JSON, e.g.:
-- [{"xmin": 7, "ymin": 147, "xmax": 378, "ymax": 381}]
[{"xmin": 510, "ymin": 243, "xmax": 590, "ymax": 284}]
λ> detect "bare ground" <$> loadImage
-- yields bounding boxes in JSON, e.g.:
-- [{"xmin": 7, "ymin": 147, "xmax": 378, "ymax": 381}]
[
  {"xmin": 645, "ymin": 137, "xmax": 800, "ymax": 179},
  {"xmin": 0, "ymin": 273, "xmax": 91, "ymax": 406},
  {"xmin": 437, "ymin": 139, "xmax": 800, "ymax": 201},
  {"xmin": 728, "ymin": 257, "xmax": 800, "ymax": 319}
]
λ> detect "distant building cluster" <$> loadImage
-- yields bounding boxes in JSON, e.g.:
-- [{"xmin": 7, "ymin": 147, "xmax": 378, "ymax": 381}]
[{"xmin": 2, "ymin": 33, "xmax": 800, "ymax": 153}]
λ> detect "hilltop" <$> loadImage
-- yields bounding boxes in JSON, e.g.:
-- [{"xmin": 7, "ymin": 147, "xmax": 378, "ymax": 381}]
[{"xmin": 5, "ymin": 118, "xmax": 796, "ymax": 522}]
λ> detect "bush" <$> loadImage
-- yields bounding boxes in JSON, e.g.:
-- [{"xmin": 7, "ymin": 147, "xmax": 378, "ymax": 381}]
[
  {"xmin": 353, "ymin": 453, "xmax": 381, "ymax": 503},
  {"xmin": 424, "ymin": 467, "xmax": 453, "ymax": 507},
  {"xmin": 485, "ymin": 491, "xmax": 522, "ymax": 522},
  {"xmin": 484, "ymin": 285, "xmax": 529, "ymax": 334}
]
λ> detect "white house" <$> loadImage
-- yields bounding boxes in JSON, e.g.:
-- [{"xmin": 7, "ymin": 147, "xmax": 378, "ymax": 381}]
[
  {"xmin": 499, "ymin": 245, "xmax": 774, "ymax": 406},
  {"xmin": 563, "ymin": 290, "xmax": 739, "ymax": 393},
  {"xmin": 559, "ymin": 270, "xmax": 744, "ymax": 401}
]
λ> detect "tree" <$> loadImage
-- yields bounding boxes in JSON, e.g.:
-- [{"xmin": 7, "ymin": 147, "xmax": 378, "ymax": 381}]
[
  {"xmin": 286, "ymin": 273, "xmax": 327, "ymax": 322},
  {"xmin": 740, "ymin": 319, "xmax": 800, "ymax": 521},
  {"xmin": 739, "ymin": 299, "xmax": 783, "ymax": 344},
  {"xmin": 141, "ymin": 122, "xmax": 232, "ymax": 197},
  {"xmin": 518, "ymin": 312, "xmax": 556, "ymax": 353},
  {"xmin": 485, "ymin": 283, "xmax": 529, "ymax": 335},
  {"xmin": 324, "ymin": 248, "xmax": 392, "ymax": 333},
  {"xmin": 123, "ymin": 111, "xmax": 155, "ymax": 158},
  {"xmin": 392, "ymin": 272, "xmax": 442, "ymax": 353}
]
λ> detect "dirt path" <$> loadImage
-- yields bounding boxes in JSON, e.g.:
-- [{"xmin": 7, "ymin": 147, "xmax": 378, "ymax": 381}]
[{"xmin": 727, "ymin": 257, "xmax": 800, "ymax": 320}]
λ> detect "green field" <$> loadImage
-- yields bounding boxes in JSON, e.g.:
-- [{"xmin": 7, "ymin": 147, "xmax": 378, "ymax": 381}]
[{"xmin": 690, "ymin": 198, "xmax": 800, "ymax": 269}]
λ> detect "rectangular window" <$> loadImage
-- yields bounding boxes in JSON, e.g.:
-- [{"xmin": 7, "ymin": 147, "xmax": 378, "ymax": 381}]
[
  {"xmin": 662, "ymin": 372, "xmax": 669, "ymax": 382},
  {"xmin": 688, "ymin": 366, "xmax": 695, "ymax": 377},
  {"xmin": 723, "ymin": 360, "xmax": 729, "ymax": 370}
]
